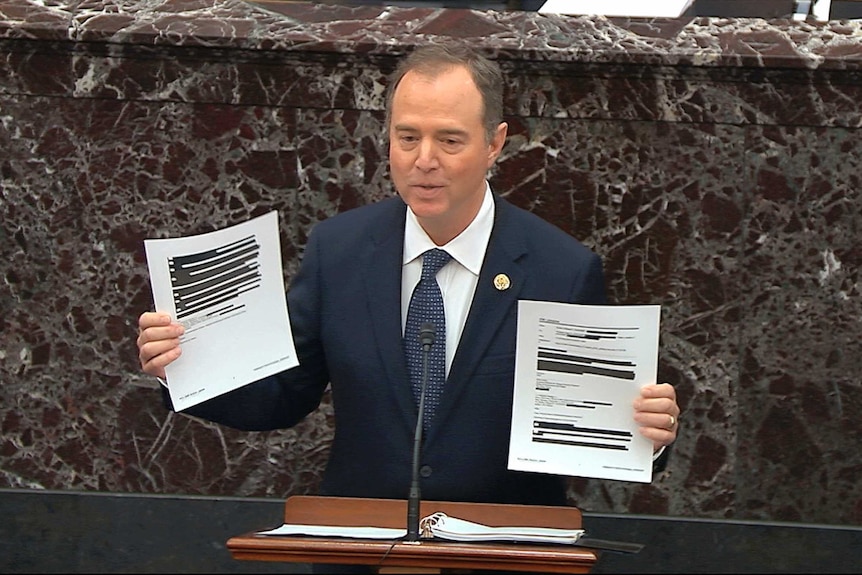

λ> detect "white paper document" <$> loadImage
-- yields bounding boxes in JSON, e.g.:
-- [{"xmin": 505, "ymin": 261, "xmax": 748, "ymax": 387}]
[
  {"xmin": 257, "ymin": 524, "xmax": 406, "ymax": 539},
  {"xmin": 144, "ymin": 211, "xmax": 298, "ymax": 411},
  {"xmin": 539, "ymin": 0, "xmax": 694, "ymax": 18},
  {"xmin": 508, "ymin": 301, "xmax": 661, "ymax": 483}
]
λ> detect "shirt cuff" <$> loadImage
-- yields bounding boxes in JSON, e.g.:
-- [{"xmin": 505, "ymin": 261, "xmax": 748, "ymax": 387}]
[
  {"xmin": 652, "ymin": 445, "xmax": 666, "ymax": 461},
  {"xmin": 156, "ymin": 377, "xmax": 168, "ymax": 388}
]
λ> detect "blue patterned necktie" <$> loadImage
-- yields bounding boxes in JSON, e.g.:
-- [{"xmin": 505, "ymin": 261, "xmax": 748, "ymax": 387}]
[{"xmin": 404, "ymin": 248, "xmax": 451, "ymax": 432}]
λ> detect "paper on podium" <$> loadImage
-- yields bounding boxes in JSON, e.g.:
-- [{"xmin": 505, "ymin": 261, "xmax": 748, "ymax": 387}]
[{"xmin": 257, "ymin": 524, "xmax": 406, "ymax": 539}]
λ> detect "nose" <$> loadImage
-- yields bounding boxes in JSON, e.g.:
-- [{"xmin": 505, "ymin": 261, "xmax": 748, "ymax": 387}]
[{"xmin": 414, "ymin": 139, "xmax": 439, "ymax": 171}]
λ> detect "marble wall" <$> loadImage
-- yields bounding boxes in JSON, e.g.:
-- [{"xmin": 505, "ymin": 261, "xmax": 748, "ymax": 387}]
[{"xmin": 1, "ymin": 0, "xmax": 861, "ymax": 526}]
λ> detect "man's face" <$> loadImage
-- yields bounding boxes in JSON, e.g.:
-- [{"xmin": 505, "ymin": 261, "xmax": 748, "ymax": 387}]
[{"xmin": 389, "ymin": 65, "xmax": 507, "ymax": 245}]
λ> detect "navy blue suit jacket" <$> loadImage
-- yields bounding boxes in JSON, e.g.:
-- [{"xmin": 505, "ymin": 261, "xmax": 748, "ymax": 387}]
[{"xmin": 181, "ymin": 193, "xmax": 607, "ymax": 505}]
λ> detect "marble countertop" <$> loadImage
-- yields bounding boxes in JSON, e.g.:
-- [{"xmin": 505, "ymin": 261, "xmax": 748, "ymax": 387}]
[{"xmin": 1, "ymin": 0, "xmax": 861, "ymax": 70}]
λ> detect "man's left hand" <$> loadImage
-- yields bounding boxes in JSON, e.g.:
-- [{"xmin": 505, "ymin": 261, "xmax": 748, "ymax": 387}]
[{"xmin": 633, "ymin": 383, "xmax": 680, "ymax": 452}]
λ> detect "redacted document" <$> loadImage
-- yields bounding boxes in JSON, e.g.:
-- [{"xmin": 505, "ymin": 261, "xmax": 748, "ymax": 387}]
[
  {"xmin": 144, "ymin": 211, "xmax": 298, "ymax": 411},
  {"xmin": 508, "ymin": 301, "xmax": 661, "ymax": 483}
]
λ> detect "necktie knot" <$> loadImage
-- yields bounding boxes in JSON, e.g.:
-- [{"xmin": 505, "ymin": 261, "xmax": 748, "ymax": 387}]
[{"xmin": 421, "ymin": 249, "xmax": 451, "ymax": 281}]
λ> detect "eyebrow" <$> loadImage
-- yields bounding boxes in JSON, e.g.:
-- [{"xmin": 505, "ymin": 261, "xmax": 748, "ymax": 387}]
[
  {"xmin": 436, "ymin": 128, "xmax": 469, "ymax": 138},
  {"xmin": 393, "ymin": 124, "xmax": 469, "ymax": 138}
]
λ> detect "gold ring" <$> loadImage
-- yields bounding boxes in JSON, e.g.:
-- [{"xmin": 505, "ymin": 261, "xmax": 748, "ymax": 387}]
[{"xmin": 669, "ymin": 414, "xmax": 676, "ymax": 429}]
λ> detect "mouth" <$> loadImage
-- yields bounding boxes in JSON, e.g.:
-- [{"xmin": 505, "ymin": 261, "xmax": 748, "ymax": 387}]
[{"xmin": 411, "ymin": 184, "xmax": 445, "ymax": 192}]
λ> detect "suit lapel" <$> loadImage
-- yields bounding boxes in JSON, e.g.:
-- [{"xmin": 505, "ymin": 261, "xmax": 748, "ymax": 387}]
[
  {"xmin": 428, "ymin": 196, "xmax": 526, "ymax": 441},
  {"xmin": 362, "ymin": 198, "xmax": 418, "ymax": 432}
]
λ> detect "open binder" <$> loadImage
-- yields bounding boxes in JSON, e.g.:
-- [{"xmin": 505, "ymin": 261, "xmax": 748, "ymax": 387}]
[{"xmin": 257, "ymin": 510, "xmax": 585, "ymax": 545}]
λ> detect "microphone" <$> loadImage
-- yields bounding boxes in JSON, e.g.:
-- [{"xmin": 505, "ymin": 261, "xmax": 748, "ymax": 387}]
[{"xmin": 406, "ymin": 322, "xmax": 436, "ymax": 542}]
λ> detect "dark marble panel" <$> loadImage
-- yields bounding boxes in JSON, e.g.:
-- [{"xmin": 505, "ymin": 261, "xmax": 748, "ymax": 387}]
[
  {"xmin": 735, "ymin": 125, "xmax": 862, "ymax": 524},
  {"xmin": 2, "ymin": 0, "xmax": 862, "ymax": 530},
  {"xmin": 507, "ymin": 63, "xmax": 862, "ymax": 127},
  {"xmin": 6, "ymin": 26, "xmax": 862, "ymax": 132},
  {"xmin": 1, "ymin": 97, "xmax": 372, "ymax": 495}
]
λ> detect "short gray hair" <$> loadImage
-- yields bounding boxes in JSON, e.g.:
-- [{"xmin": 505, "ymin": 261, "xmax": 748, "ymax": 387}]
[{"xmin": 384, "ymin": 44, "xmax": 504, "ymax": 143}]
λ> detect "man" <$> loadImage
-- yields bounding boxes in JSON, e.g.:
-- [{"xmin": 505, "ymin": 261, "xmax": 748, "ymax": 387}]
[{"xmin": 137, "ymin": 43, "xmax": 679, "ymax": 507}]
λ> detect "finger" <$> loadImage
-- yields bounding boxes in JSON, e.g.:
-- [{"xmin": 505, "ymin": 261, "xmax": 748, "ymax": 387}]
[
  {"xmin": 139, "ymin": 341, "xmax": 182, "ymax": 378},
  {"xmin": 640, "ymin": 382, "xmax": 676, "ymax": 400},
  {"xmin": 633, "ymin": 395, "xmax": 678, "ymax": 418},
  {"xmin": 634, "ymin": 408, "xmax": 679, "ymax": 429},
  {"xmin": 136, "ymin": 324, "xmax": 184, "ymax": 348},
  {"xmin": 138, "ymin": 336, "xmax": 182, "ymax": 364},
  {"xmin": 136, "ymin": 314, "xmax": 184, "ymax": 377},
  {"xmin": 638, "ymin": 424, "xmax": 677, "ymax": 450},
  {"xmin": 138, "ymin": 311, "xmax": 173, "ymax": 331}
]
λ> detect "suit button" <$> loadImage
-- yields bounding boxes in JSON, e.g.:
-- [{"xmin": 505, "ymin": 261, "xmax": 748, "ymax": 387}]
[{"xmin": 420, "ymin": 465, "xmax": 432, "ymax": 478}]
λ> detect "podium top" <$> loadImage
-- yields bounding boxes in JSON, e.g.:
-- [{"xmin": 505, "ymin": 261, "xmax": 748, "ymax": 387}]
[{"xmin": 227, "ymin": 495, "xmax": 596, "ymax": 574}]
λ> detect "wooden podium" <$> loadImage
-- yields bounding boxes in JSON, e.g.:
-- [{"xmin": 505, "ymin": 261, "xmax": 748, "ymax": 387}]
[{"xmin": 227, "ymin": 495, "xmax": 598, "ymax": 573}]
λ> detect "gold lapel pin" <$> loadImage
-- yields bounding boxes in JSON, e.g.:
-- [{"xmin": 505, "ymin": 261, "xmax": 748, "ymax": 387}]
[{"xmin": 493, "ymin": 273, "xmax": 511, "ymax": 291}]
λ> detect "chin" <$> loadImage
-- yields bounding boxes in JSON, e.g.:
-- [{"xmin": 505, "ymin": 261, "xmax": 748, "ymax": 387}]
[{"xmin": 417, "ymin": 202, "xmax": 456, "ymax": 223}]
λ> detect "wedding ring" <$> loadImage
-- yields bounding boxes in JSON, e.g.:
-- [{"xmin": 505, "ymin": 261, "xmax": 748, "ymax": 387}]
[{"xmin": 668, "ymin": 414, "xmax": 676, "ymax": 429}]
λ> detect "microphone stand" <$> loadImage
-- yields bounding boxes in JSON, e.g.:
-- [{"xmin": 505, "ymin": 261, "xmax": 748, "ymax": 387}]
[{"xmin": 406, "ymin": 322, "xmax": 435, "ymax": 542}]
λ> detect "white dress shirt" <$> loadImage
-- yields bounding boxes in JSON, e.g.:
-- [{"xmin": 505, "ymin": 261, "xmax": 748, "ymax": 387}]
[{"xmin": 401, "ymin": 182, "xmax": 495, "ymax": 377}]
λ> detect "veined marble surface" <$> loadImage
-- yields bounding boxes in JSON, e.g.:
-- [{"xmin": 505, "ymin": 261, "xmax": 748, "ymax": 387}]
[{"xmin": 1, "ymin": 0, "xmax": 861, "ymax": 526}]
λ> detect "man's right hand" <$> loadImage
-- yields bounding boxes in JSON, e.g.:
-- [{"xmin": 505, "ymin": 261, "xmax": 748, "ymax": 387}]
[{"xmin": 137, "ymin": 312, "xmax": 184, "ymax": 379}]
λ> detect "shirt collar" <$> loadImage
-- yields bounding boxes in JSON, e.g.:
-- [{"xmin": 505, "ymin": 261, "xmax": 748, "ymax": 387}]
[{"xmin": 403, "ymin": 182, "xmax": 495, "ymax": 276}]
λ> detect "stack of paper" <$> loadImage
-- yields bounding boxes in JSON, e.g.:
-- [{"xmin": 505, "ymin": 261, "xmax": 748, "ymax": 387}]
[
  {"xmin": 421, "ymin": 512, "xmax": 585, "ymax": 545},
  {"xmin": 257, "ymin": 512, "xmax": 584, "ymax": 545}
]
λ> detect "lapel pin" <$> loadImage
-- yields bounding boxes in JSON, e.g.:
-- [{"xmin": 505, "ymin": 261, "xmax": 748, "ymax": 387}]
[{"xmin": 493, "ymin": 273, "xmax": 511, "ymax": 291}]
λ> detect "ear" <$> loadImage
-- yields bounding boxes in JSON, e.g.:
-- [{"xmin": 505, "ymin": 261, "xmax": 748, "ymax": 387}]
[{"xmin": 486, "ymin": 122, "xmax": 508, "ymax": 167}]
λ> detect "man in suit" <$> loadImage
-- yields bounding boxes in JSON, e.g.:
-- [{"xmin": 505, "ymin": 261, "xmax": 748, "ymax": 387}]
[{"xmin": 137, "ymin": 43, "xmax": 679, "ymax": 507}]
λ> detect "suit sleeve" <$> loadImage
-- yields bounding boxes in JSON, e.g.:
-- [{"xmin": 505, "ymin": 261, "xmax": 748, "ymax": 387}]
[{"xmin": 575, "ymin": 251, "xmax": 608, "ymax": 306}]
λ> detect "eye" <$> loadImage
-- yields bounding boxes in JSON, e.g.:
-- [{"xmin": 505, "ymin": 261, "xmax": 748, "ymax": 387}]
[{"xmin": 440, "ymin": 137, "xmax": 464, "ymax": 151}]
